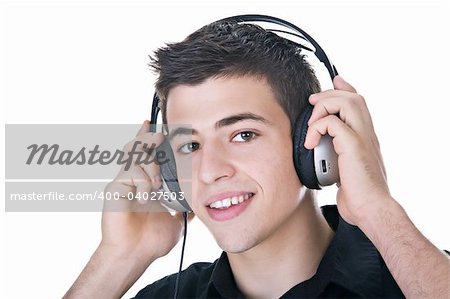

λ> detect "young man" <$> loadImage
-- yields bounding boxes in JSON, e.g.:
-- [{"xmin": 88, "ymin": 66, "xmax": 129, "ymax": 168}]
[{"xmin": 65, "ymin": 20, "xmax": 449, "ymax": 298}]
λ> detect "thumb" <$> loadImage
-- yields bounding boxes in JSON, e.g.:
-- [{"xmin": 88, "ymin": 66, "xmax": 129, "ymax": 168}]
[{"xmin": 333, "ymin": 75, "xmax": 357, "ymax": 93}]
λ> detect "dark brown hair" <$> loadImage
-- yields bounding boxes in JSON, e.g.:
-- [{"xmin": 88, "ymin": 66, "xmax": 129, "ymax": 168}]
[{"xmin": 149, "ymin": 20, "xmax": 321, "ymax": 129}]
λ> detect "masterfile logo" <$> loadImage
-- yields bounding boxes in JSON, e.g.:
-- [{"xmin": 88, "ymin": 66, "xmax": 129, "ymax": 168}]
[{"xmin": 4, "ymin": 124, "xmax": 192, "ymax": 212}]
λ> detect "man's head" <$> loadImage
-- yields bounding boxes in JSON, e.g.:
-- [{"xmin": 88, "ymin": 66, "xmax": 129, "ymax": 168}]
[
  {"xmin": 150, "ymin": 20, "xmax": 322, "ymax": 253},
  {"xmin": 150, "ymin": 20, "xmax": 321, "ymax": 130}
]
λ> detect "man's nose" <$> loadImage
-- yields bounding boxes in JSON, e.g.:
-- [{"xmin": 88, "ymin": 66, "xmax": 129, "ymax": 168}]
[{"xmin": 197, "ymin": 141, "xmax": 235, "ymax": 184}]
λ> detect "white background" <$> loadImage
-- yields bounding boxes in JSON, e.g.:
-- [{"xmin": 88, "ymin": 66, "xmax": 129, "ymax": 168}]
[{"xmin": 1, "ymin": 0, "xmax": 449, "ymax": 298}]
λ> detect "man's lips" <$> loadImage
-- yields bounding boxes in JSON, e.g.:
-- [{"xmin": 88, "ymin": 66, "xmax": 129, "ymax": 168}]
[
  {"xmin": 205, "ymin": 191, "xmax": 255, "ymax": 208},
  {"xmin": 205, "ymin": 192, "xmax": 255, "ymax": 222}
]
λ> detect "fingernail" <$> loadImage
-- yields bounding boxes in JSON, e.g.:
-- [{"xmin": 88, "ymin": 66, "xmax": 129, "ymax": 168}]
[
  {"xmin": 303, "ymin": 137, "xmax": 310, "ymax": 149},
  {"xmin": 152, "ymin": 175, "xmax": 162, "ymax": 188}
]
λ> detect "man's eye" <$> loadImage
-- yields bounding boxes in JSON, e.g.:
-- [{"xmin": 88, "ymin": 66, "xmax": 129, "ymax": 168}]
[
  {"xmin": 178, "ymin": 142, "xmax": 200, "ymax": 154},
  {"xmin": 232, "ymin": 131, "xmax": 257, "ymax": 142}
]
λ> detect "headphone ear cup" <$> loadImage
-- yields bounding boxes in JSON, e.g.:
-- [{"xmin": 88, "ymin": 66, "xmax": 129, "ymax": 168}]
[
  {"xmin": 157, "ymin": 139, "xmax": 192, "ymax": 212},
  {"xmin": 293, "ymin": 105, "xmax": 321, "ymax": 189}
]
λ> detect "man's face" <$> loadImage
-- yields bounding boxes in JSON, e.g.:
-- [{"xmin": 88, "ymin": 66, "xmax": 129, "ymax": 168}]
[{"xmin": 166, "ymin": 76, "xmax": 303, "ymax": 253}]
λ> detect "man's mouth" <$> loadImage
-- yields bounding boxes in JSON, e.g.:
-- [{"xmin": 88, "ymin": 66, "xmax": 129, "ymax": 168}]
[{"xmin": 208, "ymin": 192, "xmax": 255, "ymax": 209}]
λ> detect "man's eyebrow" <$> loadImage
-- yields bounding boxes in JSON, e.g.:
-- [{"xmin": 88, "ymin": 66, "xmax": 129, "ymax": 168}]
[
  {"xmin": 168, "ymin": 113, "xmax": 270, "ymax": 141},
  {"xmin": 215, "ymin": 113, "xmax": 270, "ymax": 129},
  {"xmin": 168, "ymin": 127, "xmax": 197, "ymax": 141}
]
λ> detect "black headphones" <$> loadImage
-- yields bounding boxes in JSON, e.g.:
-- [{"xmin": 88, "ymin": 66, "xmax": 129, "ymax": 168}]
[{"xmin": 151, "ymin": 14, "xmax": 340, "ymax": 212}]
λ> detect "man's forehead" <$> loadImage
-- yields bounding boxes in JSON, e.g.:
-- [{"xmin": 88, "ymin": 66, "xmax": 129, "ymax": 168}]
[{"xmin": 165, "ymin": 76, "xmax": 280, "ymax": 123}]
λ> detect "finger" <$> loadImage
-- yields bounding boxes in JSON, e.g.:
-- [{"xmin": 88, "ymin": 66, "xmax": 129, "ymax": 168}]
[
  {"xmin": 333, "ymin": 75, "xmax": 357, "ymax": 93},
  {"xmin": 133, "ymin": 167, "xmax": 155, "ymax": 205},
  {"xmin": 134, "ymin": 132, "xmax": 165, "ymax": 149},
  {"xmin": 304, "ymin": 115, "xmax": 357, "ymax": 154},
  {"xmin": 309, "ymin": 89, "xmax": 352, "ymax": 104},
  {"xmin": 122, "ymin": 132, "xmax": 165, "ymax": 157},
  {"xmin": 103, "ymin": 181, "xmax": 134, "ymax": 212},
  {"xmin": 140, "ymin": 159, "xmax": 162, "ymax": 190},
  {"xmin": 103, "ymin": 180, "xmax": 154, "ymax": 212},
  {"xmin": 121, "ymin": 134, "xmax": 165, "ymax": 191},
  {"xmin": 116, "ymin": 165, "xmax": 153, "ymax": 205},
  {"xmin": 126, "ymin": 165, "xmax": 151, "ymax": 195},
  {"xmin": 136, "ymin": 120, "xmax": 151, "ymax": 137},
  {"xmin": 307, "ymin": 96, "xmax": 370, "ymax": 133},
  {"xmin": 132, "ymin": 157, "xmax": 162, "ymax": 191},
  {"xmin": 129, "ymin": 138, "xmax": 163, "ymax": 190}
]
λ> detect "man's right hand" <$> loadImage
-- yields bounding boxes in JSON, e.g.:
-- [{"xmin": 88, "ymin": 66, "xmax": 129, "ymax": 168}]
[
  {"xmin": 64, "ymin": 121, "xmax": 192, "ymax": 299},
  {"xmin": 101, "ymin": 120, "xmax": 188, "ymax": 263}
]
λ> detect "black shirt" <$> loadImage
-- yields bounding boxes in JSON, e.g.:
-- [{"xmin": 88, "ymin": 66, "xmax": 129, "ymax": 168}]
[{"xmin": 134, "ymin": 205, "xmax": 408, "ymax": 298}]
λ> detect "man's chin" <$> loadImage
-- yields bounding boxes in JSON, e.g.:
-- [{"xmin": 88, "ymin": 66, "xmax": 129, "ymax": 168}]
[
  {"xmin": 212, "ymin": 231, "xmax": 259, "ymax": 254},
  {"xmin": 197, "ymin": 212, "xmax": 263, "ymax": 253}
]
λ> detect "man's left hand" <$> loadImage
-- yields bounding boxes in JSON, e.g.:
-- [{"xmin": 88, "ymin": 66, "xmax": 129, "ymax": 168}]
[{"xmin": 304, "ymin": 75, "xmax": 392, "ymax": 226}]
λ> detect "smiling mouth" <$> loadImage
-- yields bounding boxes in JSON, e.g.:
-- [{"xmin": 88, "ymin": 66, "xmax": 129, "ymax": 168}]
[{"xmin": 208, "ymin": 193, "xmax": 255, "ymax": 209}]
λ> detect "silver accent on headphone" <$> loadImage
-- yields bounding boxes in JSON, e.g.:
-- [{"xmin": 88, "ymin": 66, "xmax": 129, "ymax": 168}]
[{"xmin": 314, "ymin": 135, "xmax": 340, "ymax": 187}]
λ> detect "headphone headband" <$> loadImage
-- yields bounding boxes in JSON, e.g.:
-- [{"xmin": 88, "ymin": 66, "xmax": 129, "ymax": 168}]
[{"xmin": 217, "ymin": 14, "xmax": 338, "ymax": 79}]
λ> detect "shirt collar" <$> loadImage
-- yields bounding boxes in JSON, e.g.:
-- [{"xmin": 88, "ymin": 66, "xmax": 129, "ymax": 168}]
[
  {"xmin": 210, "ymin": 251, "xmax": 243, "ymax": 298},
  {"xmin": 209, "ymin": 205, "xmax": 382, "ymax": 298}
]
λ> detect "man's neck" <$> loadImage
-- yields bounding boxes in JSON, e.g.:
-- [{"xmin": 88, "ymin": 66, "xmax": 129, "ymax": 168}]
[{"xmin": 227, "ymin": 192, "xmax": 335, "ymax": 299}]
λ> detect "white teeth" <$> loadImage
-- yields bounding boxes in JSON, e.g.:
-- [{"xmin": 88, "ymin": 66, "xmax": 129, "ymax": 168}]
[
  {"xmin": 222, "ymin": 198, "xmax": 231, "ymax": 208},
  {"xmin": 209, "ymin": 193, "xmax": 253, "ymax": 209},
  {"xmin": 210, "ymin": 201, "xmax": 222, "ymax": 209}
]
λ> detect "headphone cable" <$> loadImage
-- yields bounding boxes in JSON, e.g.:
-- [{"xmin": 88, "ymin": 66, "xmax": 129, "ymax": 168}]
[{"xmin": 173, "ymin": 212, "xmax": 188, "ymax": 299}]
